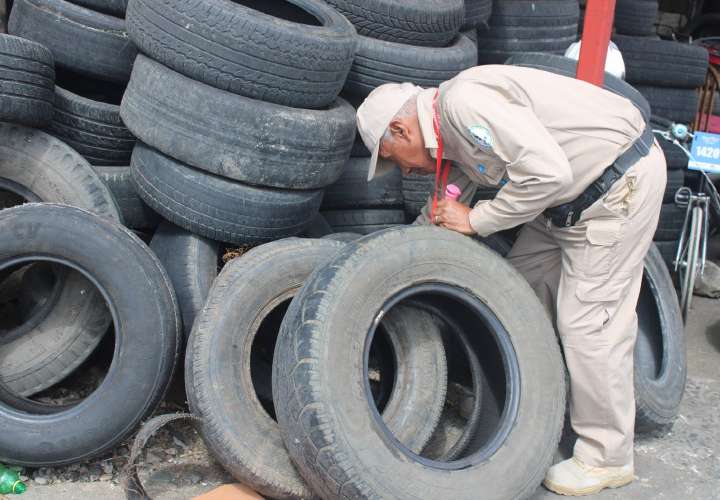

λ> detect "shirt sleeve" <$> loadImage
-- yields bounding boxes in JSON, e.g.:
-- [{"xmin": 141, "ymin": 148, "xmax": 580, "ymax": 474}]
[
  {"xmin": 442, "ymin": 83, "xmax": 573, "ymax": 237},
  {"xmin": 413, "ymin": 165, "xmax": 478, "ymax": 226}
]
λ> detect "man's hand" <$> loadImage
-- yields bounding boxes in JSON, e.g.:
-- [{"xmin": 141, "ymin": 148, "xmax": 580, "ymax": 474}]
[{"xmin": 435, "ymin": 199, "xmax": 474, "ymax": 235}]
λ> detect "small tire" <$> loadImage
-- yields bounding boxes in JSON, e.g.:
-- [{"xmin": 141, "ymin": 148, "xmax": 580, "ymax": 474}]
[
  {"xmin": 131, "ymin": 143, "xmax": 323, "ymax": 245},
  {"xmin": 121, "ymin": 55, "xmax": 355, "ymax": 190},
  {"xmin": 150, "ymin": 222, "xmax": 219, "ymax": 342},
  {"xmin": 636, "ymin": 86, "xmax": 699, "ymax": 125},
  {"xmin": 634, "ymin": 244, "xmax": 686, "ymax": 432},
  {"xmin": 655, "ymin": 203, "xmax": 685, "ymax": 241},
  {"xmin": 323, "ymin": 0, "xmax": 464, "ymax": 48},
  {"xmin": 322, "ymin": 158, "xmax": 403, "ymax": 210},
  {"xmin": 9, "ymin": 0, "xmax": 137, "ymax": 83},
  {"xmin": 273, "ymin": 226, "xmax": 566, "ymax": 500},
  {"xmin": 125, "ymin": 0, "xmax": 356, "ymax": 109},
  {"xmin": 186, "ymin": 238, "xmax": 446, "ymax": 499},
  {"xmin": 323, "ymin": 209, "xmax": 406, "ymax": 234},
  {"xmin": 94, "ymin": 166, "xmax": 159, "ymax": 230},
  {"xmin": 614, "ymin": 0, "xmax": 658, "ymax": 37},
  {"xmin": 612, "ymin": 36, "xmax": 708, "ymax": 89},
  {"xmin": 0, "ymin": 203, "xmax": 179, "ymax": 466},
  {"xmin": 0, "ymin": 34, "xmax": 54, "ymax": 127},
  {"xmin": 47, "ymin": 86, "xmax": 135, "ymax": 166},
  {"xmin": 343, "ymin": 34, "xmax": 477, "ymax": 99}
]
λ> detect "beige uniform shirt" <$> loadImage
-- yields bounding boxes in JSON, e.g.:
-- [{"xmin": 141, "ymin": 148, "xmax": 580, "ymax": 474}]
[{"xmin": 415, "ymin": 65, "xmax": 647, "ymax": 236}]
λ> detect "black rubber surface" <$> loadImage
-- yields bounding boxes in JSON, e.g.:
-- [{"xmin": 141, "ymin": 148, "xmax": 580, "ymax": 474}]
[
  {"xmin": 634, "ymin": 243, "xmax": 686, "ymax": 432},
  {"xmin": 322, "ymin": 209, "xmax": 406, "ymax": 234},
  {"xmin": 664, "ymin": 169, "xmax": 684, "ymax": 203},
  {"xmin": 322, "ymin": 158, "xmax": 403, "ymax": 210},
  {"xmin": 613, "ymin": 35, "xmax": 708, "ymax": 89},
  {"xmin": 65, "ymin": 0, "xmax": 126, "ymax": 16},
  {"xmin": 121, "ymin": 55, "xmax": 355, "ymax": 190},
  {"xmin": 638, "ymin": 86, "xmax": 699, "ymax": 125},
  {"xmin": 131, "ymin": 143, "xmax": 324, "ymax": 245},
  {"xmin": 323, "ymin": 0, "xmax": 464, "ymax": 48},
  {"xmin": 344, "ymin": 33, "xmax": 477, "ymax": 98},
  {"xmin": 614, "ymin": 0, "xmax": 658, "ymax": 36},
  {"xmin": 476, "ymin": 0, "xmax": 579, "ymax": 65},
  {"xmin": 655, "ymin": 203, "xmax": 685, "ymax": 241},
  {"xmin": 653, "ymin": 239, "xmax": 678, "ymax": 270},
  {"xmin": 150, "ymin": 222, "xmax": 218, "ymax": 341},
  {"xmin": 0, "ymin": 34, "xmax": 54, "ymax": 127},
  {"xmin": 461, "ymin": 0, "xmax": 492, "ymax": 29},
  {"xmin": 0, "ymin": 203, "xmax": 179, "ymax": 466},
  {"xmin": 9, "ymin": 0, "xmax": 137, "ymax": 83},
  {"xmin": 94, "ymin": 166, "xmax": 159, "ymax": 230},
  {"xmin": 658, "ymin": 137, "xmax": 690, "ymax": 170},
  {"xmin": 48, "ymin": 85, "xmax": 135, "ymax": 166},
  {"xmin": 126, "ymin": 0, "xmax": 356, "ymax": 108}
]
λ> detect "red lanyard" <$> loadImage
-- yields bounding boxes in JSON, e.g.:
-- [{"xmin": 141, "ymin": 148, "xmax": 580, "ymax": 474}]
[{"xmin": 430, "ymin": 90, "xmax": 452, "ymax": 223}]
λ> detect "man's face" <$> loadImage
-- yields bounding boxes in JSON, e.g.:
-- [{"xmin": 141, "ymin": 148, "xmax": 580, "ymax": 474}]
[{"xmin": 378, "ymin": 117, "xmax": 436, "ymax": 176}]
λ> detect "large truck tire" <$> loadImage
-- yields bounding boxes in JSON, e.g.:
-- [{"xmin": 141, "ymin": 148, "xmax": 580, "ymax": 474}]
[{"xmin": 273, "ymin": 226, "xmax": 566, "ymax": 500}]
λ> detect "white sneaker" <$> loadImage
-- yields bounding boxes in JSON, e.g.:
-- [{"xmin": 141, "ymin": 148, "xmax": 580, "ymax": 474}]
[{"xmin": 543, "ymin": 457, "xmax": 634, "ymax": 496}]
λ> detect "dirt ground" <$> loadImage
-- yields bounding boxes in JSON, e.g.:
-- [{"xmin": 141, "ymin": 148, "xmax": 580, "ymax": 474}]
[{"xmin": 12, "ymin": 296, "xmax": 720, "ymax": 500}]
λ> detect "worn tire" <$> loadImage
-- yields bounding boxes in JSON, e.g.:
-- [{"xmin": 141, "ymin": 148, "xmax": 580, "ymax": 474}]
[
  {"xmin": 47, "ymin": 86, "xmax": 135, "ymax": 166},
  {"xmin": 658, "ymin": 138, "xmax": 689, "ymax": 170},
  {"xmin": 323, "ymin": 209, "xmax": 406, "ymax": 234},
  {"xmin": 612, "ymin": 36, "xmax": 708, "ymax": 89},
  {"xmin": 655, "ymin": 203, "xmax": 685, "ymax": 241},
  {"xmin": 186, "ymin": 238, "xmax": 446, "ymax": 499},
  {"xmin": 65, "ymin": 0, "xmax": 126, "ymax": 16},
  {"xmin": 126, "ymin": 0, "xmax": 355, "ymax": 109},
  {"xmin": 636, "ymin": 86, "xmax": 699, "ymax": 125},
  {"xmin": 614, "ymin": 0, "xmax": 658, "ymax": 37},
  {"xmin": 323, "ymin": 0, "xmax": 464, "ymax": 48},
  {"xmin": 0, "ymin": 124, "xmax": 121, "ymax": 396},
  {"xmin": 476, "ymin": 0, "xmax": 579, "ymax": 65},
  {"xmin": 322, "ymin": 158, "xmax": 403, "ymax": 210},
  {"xmin": 131, "ymin": 143, "xmax": 323, "ymax": 245},
  {"xmin": 121, "ymin": 55, "xmax": 355, "ymax": 190},
  {"xmin": 462, "ymin": 0, "xmax": 492, "ymax": 29},
  {"xmin": 273, "ymin": 226, "xmax": 565, "ymax": 500},
  {"xmin": 664, "ymin": 170, "xmax": 684, "ymax": 203},
  {"xmin": 654, "ymin": 239, "xmax": 678, "ymax": 270},
  {"xmin": 9, "ymin": 0, "xmax": 137, "ymax": 83},
  {"xmin": 344, "ymin": 33, "xmax": 477, "ymax": 98},
  {"xmin": 150, "ymin": 222, "xmax": 218, "ymax": 342},
  {"xmin": 0, "ymin": 34, "xmax": 54, "ymax": 127},
  {"xmin": 402, "ymin": 172, "xmax": 433, "ymax": 219},
  {"xmin": 94, "ymin": 166, "xmax": 158, "ymax": 230},
  {"xmin": 635, "ymin": 244, "xmax": 686, "ymax": 431},
  {"xmin": 0, "ymin": 203, "xmax": 179, "ymax": 466},
  {"xmin": 506, "ymin": 53, "xmax": 651, "ymax": 122}
]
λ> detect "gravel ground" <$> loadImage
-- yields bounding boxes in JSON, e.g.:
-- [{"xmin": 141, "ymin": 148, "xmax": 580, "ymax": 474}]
[{"xmin": 9, "ymin": 293, "xmax": 720, "ymax": 500}]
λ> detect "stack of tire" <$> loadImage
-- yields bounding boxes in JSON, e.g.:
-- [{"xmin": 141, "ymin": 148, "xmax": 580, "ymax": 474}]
[
  {"xmin": 6, "ymin": 0, "xmax": 155, "ymax": 230},
  {"xmin": 318, "ymin": 0, "xmax": 477, "ymax": 227},
  {"xmin": 119, "ymin": 0, "xmax": 357, "ymax": 247},
  {"xmin": 0, "ymin": 30, "xmax": 181, "ymax": 469},
  {"xmin": 612, "ymin": 2, "xmax": 709, "ymax": 270}
]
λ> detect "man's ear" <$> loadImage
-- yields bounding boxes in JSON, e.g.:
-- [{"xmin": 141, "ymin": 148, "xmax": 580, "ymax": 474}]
[{"xmin": 388, "ymin": 119, "xmax": 409, "ymax": 142}]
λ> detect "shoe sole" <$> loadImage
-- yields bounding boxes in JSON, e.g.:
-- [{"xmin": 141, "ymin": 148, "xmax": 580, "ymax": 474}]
[{"xmin": 543, "ymin": 474, "xmax": 634, "ymax": 496}]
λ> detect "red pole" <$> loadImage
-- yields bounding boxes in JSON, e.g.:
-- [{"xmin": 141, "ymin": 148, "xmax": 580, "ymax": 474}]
[{"xmin": 576, "ymin": 0, "xmax": 617, "ymax": 86}]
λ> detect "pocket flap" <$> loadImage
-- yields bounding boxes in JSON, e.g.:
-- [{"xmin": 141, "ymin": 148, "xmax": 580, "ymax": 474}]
[
  {"xmin": 576, "ymin": 275, "xmax": 631, "ymax": 302},
  {"xmin": 586, "ymin": 219, "xmax": 623, "ymax": 246}
]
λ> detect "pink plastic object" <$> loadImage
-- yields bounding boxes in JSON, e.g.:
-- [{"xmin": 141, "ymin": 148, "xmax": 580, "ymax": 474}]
[{"xmin": 445, "ymin": 184, "xmax": 461, "ymax": 201}]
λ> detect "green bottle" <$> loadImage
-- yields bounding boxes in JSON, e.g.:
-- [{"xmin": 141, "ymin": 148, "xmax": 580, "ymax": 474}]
[{"xmin": 0, "ymin": 464, "xmax": 26, "ymax": 494}]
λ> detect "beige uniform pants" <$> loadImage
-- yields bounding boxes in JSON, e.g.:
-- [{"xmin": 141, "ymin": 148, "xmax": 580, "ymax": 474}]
[{"xmin": 507, "ymin": 143, "xmax": 666, "ymax": 467}]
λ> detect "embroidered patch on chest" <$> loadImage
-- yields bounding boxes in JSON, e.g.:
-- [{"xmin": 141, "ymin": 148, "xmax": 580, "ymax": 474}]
[{"xmin": 468, "ymin": 125, "xmax": 494, "ymax": 152}]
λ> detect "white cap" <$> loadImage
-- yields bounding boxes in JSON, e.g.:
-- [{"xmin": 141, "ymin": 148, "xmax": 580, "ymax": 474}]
[
  {"xmin": 356, "ymin": 83, "xmax": 423, "ymax": 180},
  {"xmin": 564, "ymin": 40, "xmax": 626, "ymax": 80}
]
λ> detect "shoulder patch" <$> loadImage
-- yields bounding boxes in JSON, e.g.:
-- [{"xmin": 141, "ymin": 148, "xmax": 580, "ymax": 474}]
[{"xmin": 468, "ymin": 125, "xmax": 494, "ymax": 152}]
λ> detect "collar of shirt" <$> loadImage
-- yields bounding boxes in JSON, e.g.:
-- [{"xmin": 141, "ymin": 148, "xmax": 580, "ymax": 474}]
[{"xmin": 416, "ymin": 88, "xmax": 440, "ymax": 158}]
